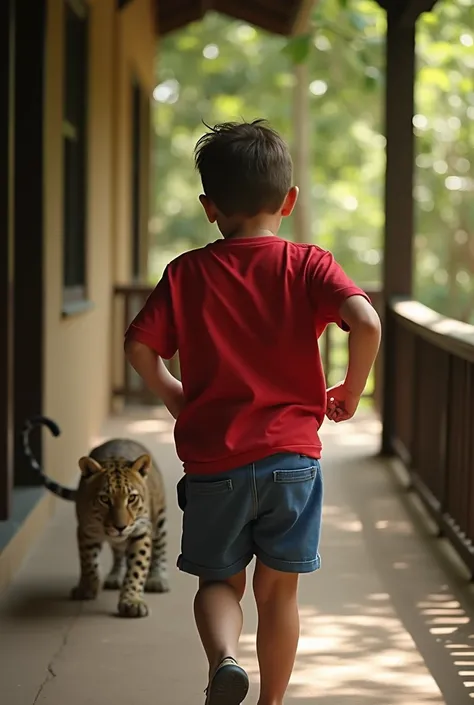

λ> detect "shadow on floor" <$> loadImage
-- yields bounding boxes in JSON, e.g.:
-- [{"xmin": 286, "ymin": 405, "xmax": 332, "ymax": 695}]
[{"xmin": 2, "ymin": 410, "xmax": 474, "ymax": 704}]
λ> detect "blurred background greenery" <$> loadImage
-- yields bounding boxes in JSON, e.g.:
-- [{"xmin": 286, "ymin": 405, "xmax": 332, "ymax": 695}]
[{"xmin": 149, "ymin": 0, "xmax": 473, "ymax": 330}]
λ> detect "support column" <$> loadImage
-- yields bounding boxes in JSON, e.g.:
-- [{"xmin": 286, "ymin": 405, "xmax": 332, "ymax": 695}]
[
  {"xmin": 292, "ymin": 6, "xmax": 312, "ymax": 246},
  {"xmin": 292, "ymin": 59, "xmax": 312, "ymax": 243},
  {"xmin": 13, "ymin": 0, "xmax": 46, "ymax": 484},
  {"xmin": 381, "ymin": 9, "xmax": 416, "ymax": 454},
  {"xmin": 0, "ymin": 0, "xmax": 15, "ymax": 519}
]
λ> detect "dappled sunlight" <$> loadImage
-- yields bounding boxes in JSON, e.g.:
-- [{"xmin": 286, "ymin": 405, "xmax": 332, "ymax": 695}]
[
  {"xmin": 238, "ymin": 599, "xmax": 441, "ymax": 704},
  {"xmin": 92, "ymin": 408, "xmax": 474, "ymax": 703},
  {"xmin": 415, "ymin": 589, "xmax": 474, "ymax": 695},
  {"xmin": 321, "ymin": 505, "xmax": 412, "ymax": 538},
  {"xmin": 94, "ymin": 405, "xmax": 176, "ymax": 447}
]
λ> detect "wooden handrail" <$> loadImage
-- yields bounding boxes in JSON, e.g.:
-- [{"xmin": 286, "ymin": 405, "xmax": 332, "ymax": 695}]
[
  {"xmin": 114, "ymin": 283, "xmax": 154, "ymax": 296},
  {"xmin": 391, "ymin": 297, "xmax": 474, "ymax": 363}
]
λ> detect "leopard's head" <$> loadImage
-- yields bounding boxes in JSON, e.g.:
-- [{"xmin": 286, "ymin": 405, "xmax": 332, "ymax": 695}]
[{"xmin": 78, "ymin": 454, "xmax": 151, "ymax": 538}]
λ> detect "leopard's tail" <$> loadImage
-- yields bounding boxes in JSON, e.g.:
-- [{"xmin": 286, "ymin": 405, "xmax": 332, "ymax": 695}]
[{"xmin": 22, "ymin": 415, "xmax": 77, "ymax": 501}]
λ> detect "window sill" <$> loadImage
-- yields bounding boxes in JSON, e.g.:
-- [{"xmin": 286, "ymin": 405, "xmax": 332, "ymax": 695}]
[{"xmin": 61, "ymin": 299, "xmax": 94, "ymax": 318}]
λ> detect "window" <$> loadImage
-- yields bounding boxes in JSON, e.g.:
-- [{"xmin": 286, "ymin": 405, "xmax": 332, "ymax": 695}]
[{"xmin": 62, "ymin": 0, "xmax": 88, "ymax": 308}]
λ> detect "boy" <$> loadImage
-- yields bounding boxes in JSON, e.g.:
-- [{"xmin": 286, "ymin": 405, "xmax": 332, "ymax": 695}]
[{"xmin": 124, "ymin": 119, "xmax": 381, "ymax": 705}]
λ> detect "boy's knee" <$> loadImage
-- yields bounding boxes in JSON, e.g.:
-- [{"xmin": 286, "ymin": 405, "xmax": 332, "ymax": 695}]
[{"xmin": 253, "ymin": 561, "xmax": 298, "ymax": 606}]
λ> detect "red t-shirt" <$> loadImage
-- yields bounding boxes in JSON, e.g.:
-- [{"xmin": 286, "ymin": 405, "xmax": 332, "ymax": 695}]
[{"xmin": 125, "ymin": 235, "xmax": 369, "ymax": 475}]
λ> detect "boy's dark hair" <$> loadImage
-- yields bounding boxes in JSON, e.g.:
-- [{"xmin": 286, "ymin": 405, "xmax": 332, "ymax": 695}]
[{"xmin": 194, "ymin": 119, "xmax": 293, "ymax": 217}]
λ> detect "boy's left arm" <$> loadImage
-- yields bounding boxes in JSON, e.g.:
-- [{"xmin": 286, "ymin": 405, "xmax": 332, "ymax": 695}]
[
  {"xmin": 307, "ymin": 250, "xmax": 381, "ymax": 422},
  {"xmin": 124, "ymin": 267, "xmax": 184, "ymax": 420}
]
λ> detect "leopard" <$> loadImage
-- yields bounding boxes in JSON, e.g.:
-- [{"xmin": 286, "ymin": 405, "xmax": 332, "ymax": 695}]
[{"xmin": 22, "ymin": 415, "xmax": 169, "ymax": 618}]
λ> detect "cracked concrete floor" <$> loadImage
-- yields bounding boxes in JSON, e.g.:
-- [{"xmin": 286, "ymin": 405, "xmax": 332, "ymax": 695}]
[{"xmin": 2, "ymin": 409, "xmax": 474, "ymax": 704}]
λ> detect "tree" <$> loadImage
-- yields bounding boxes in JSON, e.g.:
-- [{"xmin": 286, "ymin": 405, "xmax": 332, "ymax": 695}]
[
  {"xmin": 150, "ymin": 0, "xmax": 474, "ymax": 324},
  {"xmin": 414, "ymin": 0, "xmax": 474, "ymax": 322},
  {"xmin": 151, "ymin": 0, "xmax": 386, "ymax": 288}
]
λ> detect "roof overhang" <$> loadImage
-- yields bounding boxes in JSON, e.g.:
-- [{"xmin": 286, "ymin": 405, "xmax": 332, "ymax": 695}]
[
  {"xmin": 157, "ymin": 0, "xmax": 315, "ymax": 37},
  {"xmin": 375, "ymin": 0, "xmax": 438, "ymax": 23}
]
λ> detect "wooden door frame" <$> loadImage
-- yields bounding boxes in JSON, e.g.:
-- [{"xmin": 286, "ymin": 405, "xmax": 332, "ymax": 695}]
[
  {"xmin": 13, "ymin": 0, "xmax": 46, "ymax": 486},
  {"xmin": 0, "ymin": 0, "xmax": 15, "ymax": 520}
]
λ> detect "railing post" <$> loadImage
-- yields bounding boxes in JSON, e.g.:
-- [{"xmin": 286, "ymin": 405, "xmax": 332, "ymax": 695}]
[{"xmin": 381, "ymin": 8, "xmax": 416, "ymax": 454}]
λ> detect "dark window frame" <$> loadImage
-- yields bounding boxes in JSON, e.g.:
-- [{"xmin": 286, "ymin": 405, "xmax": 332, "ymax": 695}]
[{"xmin": 62, "ymin": 0, "xmax": 89, "ymax": 312}]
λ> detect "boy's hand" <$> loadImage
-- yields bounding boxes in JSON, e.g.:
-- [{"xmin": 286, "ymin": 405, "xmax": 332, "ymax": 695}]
[
  {"xmin": 163, "ymin": 388, "xmax": 185, "ymax": 421},
  {"xmin": 326, "ymin": 382, "xmax": 361, "ymax": 422}
]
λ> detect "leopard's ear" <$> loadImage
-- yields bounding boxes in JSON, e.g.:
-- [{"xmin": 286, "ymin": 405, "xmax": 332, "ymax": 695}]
[
  {"xmin": 78, "ymin": 456, "xmax": 104, "ymax": 478},
  {"xmin": 131, "ymin": 454, "xmax": 151, "ymax": 478}
]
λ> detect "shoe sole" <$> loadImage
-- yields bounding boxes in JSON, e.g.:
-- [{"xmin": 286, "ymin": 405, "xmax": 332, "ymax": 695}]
[{"xmin": 206, "ymin": 664, "xmax": 249, "ymax": 705}]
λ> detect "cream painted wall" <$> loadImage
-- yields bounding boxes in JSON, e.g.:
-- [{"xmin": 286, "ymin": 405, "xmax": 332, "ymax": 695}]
[{"xmin": 43, "ymin": 0, "xmax": 155, "ymax": 485}]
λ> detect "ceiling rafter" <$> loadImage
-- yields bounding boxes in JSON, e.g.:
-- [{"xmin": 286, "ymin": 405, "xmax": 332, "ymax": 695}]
[{"xmin": 156, "ymin": 0, "xmax": 313, "ymax": 37}]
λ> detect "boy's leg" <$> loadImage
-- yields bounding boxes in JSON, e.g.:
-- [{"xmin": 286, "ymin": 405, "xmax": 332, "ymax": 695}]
[
  {"xmin": 252, "ymin": 454, "xmax": 323, "ymax": 705},
  {"xmin": 194, "ymin": 570, "xmax": 246, "ymax": 676},
  {"xmin": 253, "ymin": 562, "xmax": 299, "ymax": 705},
  {"xmin": 176, "ymin": 468, "xmax": 253, "ymax": 702}
]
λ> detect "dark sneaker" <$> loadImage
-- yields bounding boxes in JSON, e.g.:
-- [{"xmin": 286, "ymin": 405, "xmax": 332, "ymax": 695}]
[{"xmin": 204, "ymin": 657, "xmax": 249, "ymax": 705}]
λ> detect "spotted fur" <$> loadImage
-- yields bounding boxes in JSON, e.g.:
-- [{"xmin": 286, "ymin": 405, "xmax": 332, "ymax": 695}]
[{"xmin": 22, "ymin": 416, "xmax": 169, "ymax": 618}]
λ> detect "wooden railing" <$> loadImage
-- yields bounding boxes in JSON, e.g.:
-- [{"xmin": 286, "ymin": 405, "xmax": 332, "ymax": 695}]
[
  {"xmin": 112, "ymin": 284, "xmax": 180, "ymax": 405},
  {"xmin": 386, "ymin": 298, "xmax": 474, "ymax": 576},
  {"xmin": 113, "ymin": 282, "xmax": 382, "ymax": 408}
]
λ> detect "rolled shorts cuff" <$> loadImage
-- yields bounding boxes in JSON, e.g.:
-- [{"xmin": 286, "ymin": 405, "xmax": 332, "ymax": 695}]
[
  {"xmin": 177, "ymin": 552, "xmax": 253, "ymax": 581},
  {"xmin": 256, "ymin": 546, "xmax": 321, "ymax": 574}
]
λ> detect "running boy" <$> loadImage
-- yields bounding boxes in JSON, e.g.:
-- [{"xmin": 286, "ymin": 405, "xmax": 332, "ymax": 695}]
[{"xmin": 124, "ymin": 119, "xmax": 381, "ymax": 705}]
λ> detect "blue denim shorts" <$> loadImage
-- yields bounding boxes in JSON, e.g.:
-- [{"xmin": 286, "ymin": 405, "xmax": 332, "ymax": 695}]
[{"xmin": 177, "ymin": 453, "xmax": 323, "ymax": 580}]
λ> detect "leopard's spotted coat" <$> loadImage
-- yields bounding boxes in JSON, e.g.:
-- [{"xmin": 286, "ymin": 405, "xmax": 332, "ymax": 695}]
[{"xmin": 22, "ymin": 416, "xmax": 168, "ymax": 618}]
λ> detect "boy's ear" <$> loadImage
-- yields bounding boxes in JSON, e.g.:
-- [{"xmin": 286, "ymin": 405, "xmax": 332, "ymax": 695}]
[
  {"xmin": 199, "ymin": 194, "xmax": 217, "ymax": 223},
  {"xmin": 281, "ymin": 186, "xmax": 299, "ymax": 217}
]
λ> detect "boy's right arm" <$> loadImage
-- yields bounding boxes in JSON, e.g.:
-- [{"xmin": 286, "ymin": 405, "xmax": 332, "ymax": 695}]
[
  {"xmin": 326, "ymin": 295, "xmax": 381, "ymax": 422},
  {"xmin": 124, "ymin": 339, "xmax": 184, "ymax": 420}
]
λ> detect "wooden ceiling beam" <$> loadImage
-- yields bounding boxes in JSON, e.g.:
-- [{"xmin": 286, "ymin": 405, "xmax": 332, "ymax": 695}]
[
  {"xmin": 374, "ymin": 0, "xmax": 439, "ymax": 24},
  {"xmin": 214, "ymin": 0, "xmax": 289, "ymax": 34},
  {"xmin": 156, "ymin": 0, "xmax": 310, "ymax": 37},
  {"xmin": 158, "ymin": 1, "xmax": 205, "ymax": 34}
]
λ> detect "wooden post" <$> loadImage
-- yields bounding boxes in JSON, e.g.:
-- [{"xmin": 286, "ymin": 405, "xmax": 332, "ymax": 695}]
[
  {"xmin": 381, "ymin": 8, "xmax": 416, "ymax": 454},
  {"xmin": 292, "ymin": 59, "xmax": 312, "ymax": 243},
  {"xmin": 292, "ymin": 8, "xmax": 312, "ymax": 245},
  {"xmin": 0, "ymin": 0, "xmax": 15, "ymax": 519},
  {"xmin": 13, "ymin": 0, "xmax": 46, "ymax": 484}
]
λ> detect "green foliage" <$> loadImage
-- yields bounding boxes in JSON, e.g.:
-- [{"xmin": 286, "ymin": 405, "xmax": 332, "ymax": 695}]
[
  {"xmin": 151, "ymin": 0, "xmax": 385, "ymax": 286},
  {"xmin": 284, "ymin": 33, "xmax": 312, "ymax": 65},
  {"xmin": 150, "ymin": 0, "xmax": 474, "ymax": 326},
  {"xmin": 414, "ymin": 0, "xmax": 474, "ymax": 322}
]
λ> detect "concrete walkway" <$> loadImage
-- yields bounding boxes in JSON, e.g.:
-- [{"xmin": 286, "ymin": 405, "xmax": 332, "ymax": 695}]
[{"xmin": 2, "ymin": 409, "xmax": 474, "ymax": 705}]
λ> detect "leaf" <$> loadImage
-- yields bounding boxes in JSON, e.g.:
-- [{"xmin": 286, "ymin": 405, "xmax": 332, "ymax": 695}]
[
  {"xmin": 364, "ymin": 73, "xmax": 378, "ymax": 92},
  {"xmin": 347, "ymin": 11, "xmax": 370, "ymax": 32},
  {"xmin": 283, "ymin": 33, "xmax": 312, "ymax": 65}
]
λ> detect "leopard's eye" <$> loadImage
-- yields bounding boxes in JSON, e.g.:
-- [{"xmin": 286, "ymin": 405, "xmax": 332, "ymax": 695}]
[
  {"xmin": 98, "ymin": 493, "xmax": 110, "ymax": 505},
  {"xmin": 128, "ymin": 493, "xmax": 139, "ymax": 504}
]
